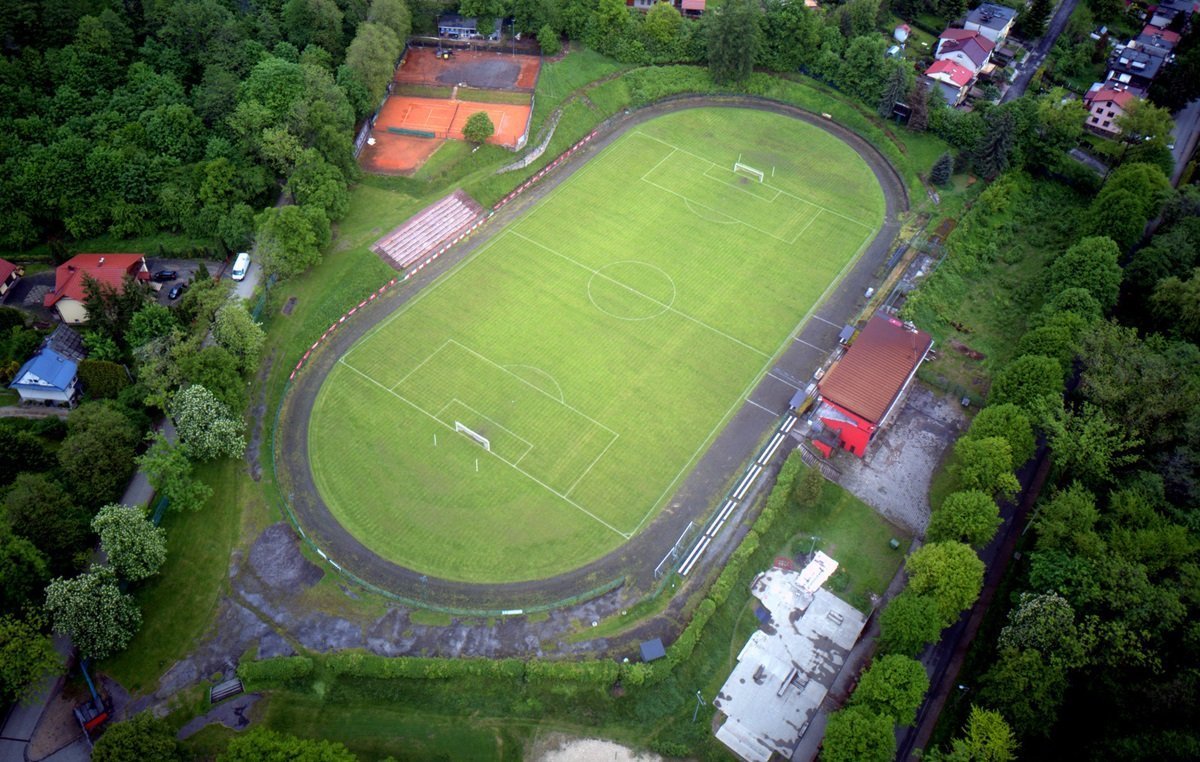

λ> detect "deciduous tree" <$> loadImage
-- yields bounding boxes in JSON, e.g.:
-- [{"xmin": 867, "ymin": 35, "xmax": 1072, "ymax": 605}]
[
  {"xmin": 58, "ymin": 401, "xmax": 142, "ymax": 508},
  {"xmin": 44, "ymin": 567, "xmax": 141, "ymax": 661},
  {"xmin": 988, "ymin": 355, "xmax": 1064, "ymax": 420},
  {"xmin": 0, "ymin": 528, "xmax": 49, "ymax": 613},
  {"xmin": 1049, "ymin": 403, "xmax": 1143, "ymax": 487},
  {"xmin": 906, "ymin": 541, "xmax": 985, "ymax": 624},
  {"xmin": 3, "ymin": 473, "xmax": 91, "ymax": 576},
  {"xmin": 255, "ymin": 204, "xmax": 327, "ymax": 279},
  {"xmin": 136, "ymin": 433, "xmax": 214, "ymax": 513},
  {"xmin": 878, "ymin": 591, "xmax": 944, "ymax": 656},
  {"xmin": 969, "ymin": 404, "xmax": 1035, "ymax": 466},
  {"xmin": 928, "ymin": 490, "xmax": 1001, "ymax": 547},
  {"xmin": 952, "ymin": 436, "xmax": 1021, "ymax": 501},
  {"xmin": 367, "ymin": 0, "xmax": 412, "ymax": 40},
  {"xmin": 998, "ymin": 592, "xmax": 1089, "ymax": 668},
  {"xmin": 344, "ymin": 22, "xmax": 401, "ymax": 106},
  {"xmin": 126, "ymin": 304, "xmax": 180, "ymax": 350},
  {"xmin": 218, "ymin": 727, "xmax": 357, "ymax": 761},
  {"xmin": 1045, "ymin": 236, "xmax": 1122, "ymax": 311},
  {"xmin": 92, "ymin": 505, "xmax": 167, "ymax": 582},
  {"xmin": 213, "ymin": 302, "xmax": 265, "ymax": 374},
  {"xmin": 92, "ymin": 711, "xmax": 179, "ymax": 762},
  {"xmin": 707, "ymin": 0, "xmax": 760, "ymax": 84},
  {"xmin": 976, "ymin": 647, "xmax": 1068, "ymax": 739},
  {"xmin": 463, "ymin": 111, "xmax": 495, "ymax": 144},
  {"xmin": 929, "ymin": 705, "xmax": 1018, "ymax": 762},
  {"xmin": 821, "ymin": 706, "xmax": 896, "ymax": 762},
  {"xmin": 0, "ymin": 614, "xmax": 61, "ymax": 706},
  {"xmin": 851, "ymin": 654, "xmax": 930, "ymax": 725},
  {"xmin": 171, "ymin": 385, "xmax": 246, "ymax": 460}
]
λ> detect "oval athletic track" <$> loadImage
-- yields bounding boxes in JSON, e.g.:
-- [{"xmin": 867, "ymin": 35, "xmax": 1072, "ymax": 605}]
[{"xmin": 273, "ymin": 95, "xmax": 910, "ymax": 611}]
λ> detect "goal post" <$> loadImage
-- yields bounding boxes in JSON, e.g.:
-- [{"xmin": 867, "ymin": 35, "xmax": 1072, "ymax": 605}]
[
  {"xmin": 733, "ymin": 161, "xmax": 765, "ymax": 183},
  {"xmin": 455, "ymin": 421, "xmax": 491, "ymax": 452}
]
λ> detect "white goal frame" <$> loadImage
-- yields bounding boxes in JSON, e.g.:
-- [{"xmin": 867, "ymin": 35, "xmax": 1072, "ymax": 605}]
[
  {"xmin": 733, "ymin": 161, "xmax": 765, "ymax": 183},
  {"xmin": 455, "ymin": 421, "xmax": 491, "ymax": 451}
]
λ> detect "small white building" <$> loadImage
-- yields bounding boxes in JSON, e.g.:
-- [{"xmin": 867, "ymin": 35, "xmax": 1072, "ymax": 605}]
[{"xmin": 9, "ymin": 348, "xmax": 79, "ymax": 405}]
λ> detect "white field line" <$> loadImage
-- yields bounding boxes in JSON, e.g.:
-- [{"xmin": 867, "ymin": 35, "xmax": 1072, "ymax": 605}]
[
  {"xmin": 393, "ymin": 338, "xmax": 453, "ymax": 389},
  {"xmin": 640, "ymin": 175, "xmax": 806, "ymax": 246},
  {"xmin": 510, "ymin": 230, "xmax": 770, "ymax": 360},
  {"xmin": 702, "ymin": 164, "xmax": 783, "ymax": 202},
  {"xmin": 564, "ymin": 431, "xmax": 620, "ymax": 498},
  {"xmin": 767, "ymin": 371, "xmax": 803, "ymax": 390},
  {"xmin": 631, "ymin": 131, "xmax": 876, "ymax": 230},
  {"xmin": 337, "ymin": 358, "xmax": 630, "ymax": 539}
]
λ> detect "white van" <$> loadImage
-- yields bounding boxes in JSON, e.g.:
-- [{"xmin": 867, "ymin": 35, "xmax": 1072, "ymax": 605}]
[{"xmin": 231, "ymin": 252, "xmax": 251, "ymax": 281}]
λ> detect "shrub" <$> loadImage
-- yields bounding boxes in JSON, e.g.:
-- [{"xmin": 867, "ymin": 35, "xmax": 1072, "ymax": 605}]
[
  {"xmin": 77, "ymin": 360, "xmax": 130, "ymax": 400},
  {"xmin": 237, "ymin": 656, "xmax": 313, "ymax": 686}
]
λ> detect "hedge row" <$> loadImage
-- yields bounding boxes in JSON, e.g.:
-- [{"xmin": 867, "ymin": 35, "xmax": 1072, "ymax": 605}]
[
  {"xmin": 241, "ymin": 452, "xmax": 808, "ymax": 692},
  {"xmin": 237, "ymin": 656, "xmax": 313, "ymax": 686},
  {"xmin": 78, "ymin": 360, "xmax": 129, "ymax": 399}
]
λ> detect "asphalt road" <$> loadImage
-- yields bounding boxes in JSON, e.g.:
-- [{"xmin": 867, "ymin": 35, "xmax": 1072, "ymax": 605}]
[
  {"xmin": 1003, "ymin": 0, "xmax": 1081, "ymax": 103},
  {"xmin": 1170, "ymin": 99, "xmax": 1200, "ymax": 185}
]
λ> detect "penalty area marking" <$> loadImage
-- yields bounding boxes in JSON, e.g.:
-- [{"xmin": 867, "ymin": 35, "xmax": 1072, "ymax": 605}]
[{"xmin": 336, "ymin": 357, "xmax": 630, "ymax": 540}]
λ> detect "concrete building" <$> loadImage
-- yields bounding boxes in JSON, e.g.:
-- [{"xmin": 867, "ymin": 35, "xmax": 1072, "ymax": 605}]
[
  {"xmin": 43, "ymin": 253, "xmax": 150, "ymax": 324},
  {"xmin": 713, "ymin": 554, "xmax": 867, "ymax": 762},
  {"xmin": 1084, "ymin": 83, "xmax": 1138, "ymax": 137}
]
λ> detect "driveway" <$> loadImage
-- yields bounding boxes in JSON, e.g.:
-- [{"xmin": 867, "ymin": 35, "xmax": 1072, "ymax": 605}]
[
  {"xmin": 145, "ymin": 258, "xmax": 215, "ymax": 307},
  {"xmin": 0, "ymin": 271, "xmax": 57, "ymax": 323},
  {"xmin": 226, "ymin": 258, "xmax": 262, "ymax": 304},
  {"xmin": 1003, "ymin": 0, "xmax": 1081, "ymax": 102}
]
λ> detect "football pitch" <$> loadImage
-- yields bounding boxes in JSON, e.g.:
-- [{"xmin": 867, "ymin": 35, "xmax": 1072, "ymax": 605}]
[{"xmin": 308, "ymin": 108, "xmax": 885, "ymax": 583}]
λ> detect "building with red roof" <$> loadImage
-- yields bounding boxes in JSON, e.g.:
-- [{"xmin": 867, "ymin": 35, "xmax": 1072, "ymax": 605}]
[
  {"xmin": 1084, "ymin": 83, "xmax": 1139, "ymax": 137},
  {"xmin": 0, "ymin": 257, "xmax": 20, "ymax": 299},
  {"xmin": 43, "ymin": 253, "xmax": 149, "ymax": 324},
  {"xmin": 925, "ymin": 59, "xmax": 976, "ymax": 105},
  {"xmin": 810, "ymin": 315, "xmax": 933, "ymax": 458},
  {"xmin": 936, "ymin": 28, "xmax": 995, "ymax": 73}
]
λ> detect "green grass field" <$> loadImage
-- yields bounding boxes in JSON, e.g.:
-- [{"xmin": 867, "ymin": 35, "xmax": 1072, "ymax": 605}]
[{"xmin": 308, "ymin": 107, "xmax": 884, "ymax": 583}]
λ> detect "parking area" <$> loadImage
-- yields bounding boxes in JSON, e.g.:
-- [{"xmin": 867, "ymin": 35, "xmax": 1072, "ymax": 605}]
[
  {"xmin": 831, "ymin": 384, "xmax": 970, "ymax": 535},
  {"xmin": 145, "ymin": 257, "xmax": 211, "ymax": 306}
]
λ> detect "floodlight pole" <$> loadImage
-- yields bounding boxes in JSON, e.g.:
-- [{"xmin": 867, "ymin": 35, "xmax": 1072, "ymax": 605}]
[
  {"xmin": 692, "ymin": 690, "xmax": 704, "ymax": 722},
  {"xmin": 808, "ymin": 535, "xmax": 820, "ymax": 555}
]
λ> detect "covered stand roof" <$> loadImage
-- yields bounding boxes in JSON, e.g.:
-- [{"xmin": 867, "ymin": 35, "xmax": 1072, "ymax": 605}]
[{"xmin": 817, "ymin": 315, "xmax": 933, "ymax": 424}]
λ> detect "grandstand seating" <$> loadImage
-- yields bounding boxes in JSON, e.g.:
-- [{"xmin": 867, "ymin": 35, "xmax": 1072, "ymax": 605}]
[{"xmin": 371, "ymin": 190, "xmax": 484, "ymax": 271}]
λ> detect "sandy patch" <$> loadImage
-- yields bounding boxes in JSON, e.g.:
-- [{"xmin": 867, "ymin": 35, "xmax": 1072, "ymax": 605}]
[{"xmin": 528, "ymin": 733, "xmax": 662, "ymax": 762}]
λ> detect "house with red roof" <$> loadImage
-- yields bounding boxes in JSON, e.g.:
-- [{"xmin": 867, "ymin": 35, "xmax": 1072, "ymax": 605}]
[
  {"xmin": 43, "ymin": 253, "xmax": 150, "ymax": 324},
  {"xmin": 1083, "ymin": 83, "xmax": 1139, "ymax": 137},
  {"xmin": 925, "ymin": 59, "xmax": 976, "ymax": 105},
  {"xmin": 809, "ymin": 315, "xmax": 933, "ymax": 458},
  {"xmin": 0, "ymin": 258, "xmax": 21, "ymax": 299},
  {"xmin": 936, "ymin": 28, "xmax": 995, "ymax": 74}
]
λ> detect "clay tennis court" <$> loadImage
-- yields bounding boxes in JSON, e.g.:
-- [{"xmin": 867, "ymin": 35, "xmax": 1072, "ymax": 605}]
[
  {"xmin": 396, "ymin": 47, "xmax": 540, "ymax": 91},
  {"xmin": 359, "ymin": 95, "xmax": 531, "ymax": 174}
]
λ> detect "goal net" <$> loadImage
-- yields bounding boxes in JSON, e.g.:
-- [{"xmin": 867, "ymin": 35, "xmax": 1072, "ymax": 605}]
[
  {"xmin": 733, "ymin": 161, "xmax": 765, "ymax": 183},
  {"xmin": 455, "ymin": 421, "xmax": 491, "ymax": 451}
]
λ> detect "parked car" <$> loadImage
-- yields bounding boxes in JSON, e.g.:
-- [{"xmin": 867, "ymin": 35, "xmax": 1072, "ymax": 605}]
[
  {"xmin": 168, "ymin": 283, "xmax": 187, "ymax": 300},
  {"xmin": 231, "ymin": 252, "xmax": 250, "ymax": 281}
]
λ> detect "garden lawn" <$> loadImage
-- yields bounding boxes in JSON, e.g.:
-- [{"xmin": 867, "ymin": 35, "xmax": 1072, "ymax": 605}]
[{"xmin": 308, "ymin": 107, "xmax": 885, "ymax": 583}]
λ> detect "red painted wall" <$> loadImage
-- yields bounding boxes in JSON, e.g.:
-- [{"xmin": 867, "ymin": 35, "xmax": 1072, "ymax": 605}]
[{"xmin": 818, "ymin": 400, "xmax": 875, "ymax": 458}]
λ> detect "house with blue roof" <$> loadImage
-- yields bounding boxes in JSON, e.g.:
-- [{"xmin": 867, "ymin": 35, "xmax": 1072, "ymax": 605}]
[{"xmin": 10, "ymin": 348, "xmax": 79, "ymax": 405}]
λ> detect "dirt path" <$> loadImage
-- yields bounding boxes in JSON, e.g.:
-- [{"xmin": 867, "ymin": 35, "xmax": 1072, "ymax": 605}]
[{"xmin": 272, "ymin": 95, "xmax": 910, "ymax": 611}]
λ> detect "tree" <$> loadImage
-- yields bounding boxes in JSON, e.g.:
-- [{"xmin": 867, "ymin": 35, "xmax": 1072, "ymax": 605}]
[
  {"xmin": 643, "ymin": 2, "xmax": 682, "ymax": 59},
  {"xmin": 821, "ymin": 706, "xmax": 896, "ymax": 762},
  {"xmin": 972, "ymin": 107, "xmax": 1017, "ymax": 181},
  {"xmin": 213, "ymin": 302, "xmax": 265, "ymax": 373},
  {"xmin": 1116, "ymin": 97, "xmax": 1175, "ymax": 148},
  {"xmin": 791, "ymin": 465, "xmax": 825, "ymax": 506},
  {"xmin": 58, "ymin": 401, "xmax": 142, "ymax": 508},
  {"xmin": 136, "ymin": 434, "xmax": 214, "ymax": 513},
  {"xmin": 0, "ymin": 528, "xmax": 49, "ymax": 614},
  {"xmin": 1150, "ymin": 268, "xmax": 1200, "ymax": 342},
  {"xmin": 851, "ymin": 654, "xmax": 930, "ymax": 725},
  {"xmin": 906, "ymin": 541, "xmax": 985, "ymax": 624},
  {"xmin": 931, "ymin": 705, "xmax": 1018, "ymax": 762},
  {"xmin": 1049, "ymin": 403, "xmax": 1143, "ymax": 487},
  {"xmin": 1033, "ymin": 482, "xmax": 1100, "ymax": 553},
  {"xmin": 77, "ymin": 360, "xmax": 131, "ymax": 399},
  {"xmin": 907, "ymin": 82, "xmax": 929, "ymax": 132},
  {"xmin": 171, "ymin": 385, "xmax": 246, "ymax": 460},
  {"xmin": 707, "ymin": 0, "xmax": 760, "ymax": 85},
  {"xmin": 281, "ymin": 0, "xmax": 344, "ymax": 55},
  {"xmin": 287, "ymin": 149, "xmax": 350, "ymax": 220},
  {"xmin": 969, "ymin": 404, "xmax": 1035, "ymax": 466},
  {"xmin": 988, "ymin": 355, "xmax": 1064, "ymax": 420},
  {"xmin": 92, "ymin": 711, "xmax": 179, "ymax": 762},
  {"xmin": 462, "ymin": 111, "xmax": 495, "ymax": 145},
  {"xmin": 838, "ymin": 36, "xmax": 888, "ymax": 103},
  {"xmin": 877, "ymin": 60, "xmax": 912, "ymax": 119},
  {"xmin": 1045, "ymin": 236, "xmax": 1123, "ymax": 311},
  {"xmin": 255, "ymin": 204, "xmax": 327, "ymax": 279},
  {"xmin": 92, "ymin": 505, "xmax": 167, "ymax": 582},
  {"xmin": 1088, "ymin": 162, "xmax": 1171, "ymax": 251},
  {"xmin": 126, "ymin": 304, "xmax": 180, "ymax": 350},
  {"xmin": 930, "ymin": 153, "xmax": 953, "ymax": 186},
  {"xmin": 976, "ymin": 647, "xmax": 1068, "ymax": 739},
  {"xmin": 459, "ymin": 0, "xmax": 506, "ymax": 36},
  {"xmin": 538, "ymin": 23, "xmax": 561, "ymax": 55},
  {"xmin": 1014, "ymin": 0, "xmax": 1051, "ymax": 38},
  {"xmin": 82, "ymin": 274, "xmax": 152, "ymax": 343},
  {"xmin": 928, "ymin": 490, "xmax": 1002, "ymax": 547},
  {"xmin": 878, "ymin": 591, "xmax": 944, "ymax": 656},
  {"xmin": 218, "ymin": 727, "xmax": 357, "ymax": 761},
  {"xmin": 366, "ymin": 0, "xmax": 411, "ymax": 40},
  {"xmin": 952, "ymin": 437, "xmax": 1021, "ymax": 501},
  {"xmin": 2, "ymin": 473, "xmax": 91, "ymax": 576},
  {"xmin": 0, "ymin": 614, "xmax": 61, "ymax": 706},
  {"xmin": 344, "ymin": 22, "xmax": 401, "ymax": 105},
  {"xmin": 44, "ymin": 567, "xmax": 141, "ymax": 661},
  {"xmin": 998, "ymin": 592, "xmax": 1088, "ymax": 668}
]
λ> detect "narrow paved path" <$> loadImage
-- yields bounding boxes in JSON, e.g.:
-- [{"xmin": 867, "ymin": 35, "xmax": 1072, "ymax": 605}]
[{"xmin": 1003, "ymin": 0, "xmax": 1081, "ymax": 103}]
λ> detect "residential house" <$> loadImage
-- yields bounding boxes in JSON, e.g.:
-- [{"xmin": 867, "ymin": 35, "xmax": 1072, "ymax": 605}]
[
  {"xmin": 43, "ymin": 253, "xmax": 150, "ymax": 324},
  {"xmin": 964, "ymin": 2, "xmax": 1018, "ymax": 45},
  {"xmin": 1106, "ymin": 40, "xmax": 1166, "ymax": 92},
  {"xmin": 0, "ymin": 257, "xmax": 20, "ymax": 299},
  {"xmin": 1084, "ymin": 83, "xmax": 1138, "ymax": 137},
  {"xmin": 436, "ymin": 15, "xmax": 501, "ymax": 41},
  {"xmin": 810, "ymin": 314, "xmax": 933, "ymax": 458},
  {"xmin": 925, "ymin": 59, "xmax": 976, "ymax": 105},
  {"xmin": 9, "ymin": 348, "xmax": 79, "ymax": 405},
  {"xmin": 1136, "ymin": 23, "xmax": 1180, "ymax": 55},
  {"xmin": 936, "ymin": 28, "xmax": 996, "ymax": 75},
  {"xmin": 713, "ymin": 555, "xmax": 867, "ymax": 762},
  {"xmin": 1149, "ymin": 0, "xmax": 1197, "ymax": 29},
  {"xmin": 680, "ymin": 0, "xmax": 705, "ymax": 16}
]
